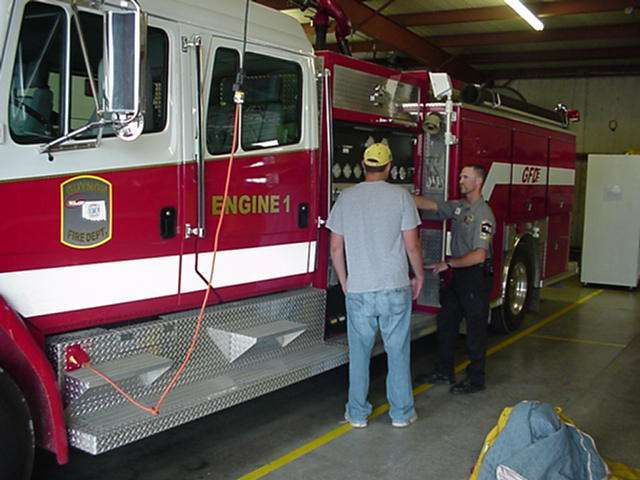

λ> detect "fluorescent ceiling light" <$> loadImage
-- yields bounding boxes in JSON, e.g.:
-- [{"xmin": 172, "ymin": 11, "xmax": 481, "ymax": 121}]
[{"xmin": 505, "ymin": 0, "xmax": 544, "ymax": 31}]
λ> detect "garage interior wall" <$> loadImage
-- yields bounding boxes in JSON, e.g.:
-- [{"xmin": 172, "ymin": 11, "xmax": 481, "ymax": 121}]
[{"xmin": 508, "ymin": 76, "xmax": 640, "ymax": 154}]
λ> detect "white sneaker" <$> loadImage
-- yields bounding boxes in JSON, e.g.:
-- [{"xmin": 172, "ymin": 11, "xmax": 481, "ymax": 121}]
[
  {"xmin": 344, "ymin": 413, "xmax": 368, "ymax": 429},
  {"xmin": 392, "ymin": 413, "xmax": 418, "ymax": 428}
]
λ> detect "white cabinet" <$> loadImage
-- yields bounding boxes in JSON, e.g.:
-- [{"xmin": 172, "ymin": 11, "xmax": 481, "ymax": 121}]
[{"xmin": 581, "ymin": 155, "xmax": 640, "ymax": 288}]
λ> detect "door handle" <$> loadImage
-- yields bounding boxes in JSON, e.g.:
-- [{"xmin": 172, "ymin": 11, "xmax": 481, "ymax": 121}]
[
  {"xmin": 160, "ymin": 207, "xmax": 177, "ymax": 239},
  {"xmin": 298, "ymin": 203, "xmax": 310, "ymax": 228}
]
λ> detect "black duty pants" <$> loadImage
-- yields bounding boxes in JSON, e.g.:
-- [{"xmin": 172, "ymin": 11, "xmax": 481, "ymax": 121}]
[{"xmin": 435, "ymin": 265, "xmax": 492, "ymax": 386}]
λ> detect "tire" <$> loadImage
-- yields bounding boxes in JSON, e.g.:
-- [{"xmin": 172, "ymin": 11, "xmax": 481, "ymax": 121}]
[
  {"xmin": 491, "ymin": 249, "xmax": 532, "ymax": 333},
  {"xmin": 0, "ymin": 368, "xmax": 35, "ymax": 480}
]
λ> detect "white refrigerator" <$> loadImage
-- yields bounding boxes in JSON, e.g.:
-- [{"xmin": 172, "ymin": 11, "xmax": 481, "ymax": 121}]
[{"xmin": 581, "ymin": 155, "xmax": 640, "ymax": 288}]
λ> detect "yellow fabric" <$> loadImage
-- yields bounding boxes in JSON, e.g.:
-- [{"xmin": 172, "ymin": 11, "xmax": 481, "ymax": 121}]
[
  {"xmin": 363, "ymin": 143, "xmax": 392, "ymax": 167},
  {"xmin": 555, "ymin": 406, "xmax": 576, "ymax": 425},
  {"xmin": 607, "ymin": 461, "xmax": 640, "ymax": 480},
  {"xmin": 469, "ymin": 405, "xmax": 640, "ymax": 480},
  {"xmin": 469, "ymin": 406, "xmax": 514, "ymax": 480}
]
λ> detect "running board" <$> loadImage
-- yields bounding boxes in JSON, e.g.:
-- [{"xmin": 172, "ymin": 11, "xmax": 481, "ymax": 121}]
[
  {"xmin": 47, "ymin": 288, "xmax": 348, "ymax": 455},
  {"xmin": 66, "ymin": 343, "xmax": 347, "ymax": 455}
]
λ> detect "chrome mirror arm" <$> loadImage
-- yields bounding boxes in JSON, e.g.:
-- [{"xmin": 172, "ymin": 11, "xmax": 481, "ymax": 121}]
[{"xmin": 39, "ymin": 119, "xmax": 114, "ymax": 154}]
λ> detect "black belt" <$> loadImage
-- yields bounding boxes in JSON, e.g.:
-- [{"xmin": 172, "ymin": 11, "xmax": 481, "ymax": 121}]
[{"xmin": 452, "ymin": 259, "xmax": 493, "ymax": 277}]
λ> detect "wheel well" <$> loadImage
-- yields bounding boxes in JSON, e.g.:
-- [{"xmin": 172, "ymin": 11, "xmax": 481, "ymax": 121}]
[
  {"xmin": 515, "ymin": 235, "xmax": 542, "ymax": 286},
  {"xmin": 0, "ymin": 299, "xmax": 68, "ymax": 464},
  {"xmin": 0, "ymin": 366, "xmax": 35, "ymax": 478}
]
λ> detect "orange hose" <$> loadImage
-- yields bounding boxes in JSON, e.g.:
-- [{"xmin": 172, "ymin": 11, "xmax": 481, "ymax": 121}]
[
  {"xmin": 83, "ymin": 102, "xmax": 241, "ymax": 415},
  {"xmin": 153, "ymin": 103, "xmax": 241, "ymax": 413},
  {"xmin": 85, "ymin": 362, "xmax": 158, "ymax": 415}
]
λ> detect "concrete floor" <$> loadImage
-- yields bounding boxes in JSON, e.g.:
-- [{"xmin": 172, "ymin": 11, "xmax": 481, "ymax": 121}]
[{"xmin": 33, "ymin": 279, "xmax": 640, "ymax": 479}]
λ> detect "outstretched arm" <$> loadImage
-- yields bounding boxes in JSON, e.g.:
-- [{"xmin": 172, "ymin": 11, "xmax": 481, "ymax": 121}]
[{"xmin": 414, "ymin": 195, "xmax": 438, "ymax": 212}]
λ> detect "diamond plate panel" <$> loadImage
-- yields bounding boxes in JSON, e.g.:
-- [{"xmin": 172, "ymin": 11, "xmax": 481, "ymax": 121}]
[
  {"xmin": 67, "ymin": 344, "xmax": 348, "ymax": 454},
  {"xmin": 420, "ymin": 130, "xmax": 447, "ymax": 225},
  {"xmin": 418, "ymin": 229, "xmax": 443, "ymax": 307},
  {"xmin": 47, "ymin": 288, "xmax": 327, "ymax": 422},
  {"xmin": 207, "ymin": 320, "xmax": 306, "ymax": 362},
  {"xmin": 64, "ymin": 353, "xmax": 172, "ymax": 405},
  {"xmin": 422, "ymin": 130, "xmax": 446, "ymax": 200},
  {"xmin": 332, "ymin": 65, "xmax": 418, "ymax": 122}
]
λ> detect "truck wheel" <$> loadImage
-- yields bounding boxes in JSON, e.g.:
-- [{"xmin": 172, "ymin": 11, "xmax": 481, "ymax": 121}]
[
  {"xmin": 491, "ymin": 249, "xmax": 532, "ymax": 333},
  {"xmin": 0, "ymin": 368, "xmax": 34, "ymax": 480}
]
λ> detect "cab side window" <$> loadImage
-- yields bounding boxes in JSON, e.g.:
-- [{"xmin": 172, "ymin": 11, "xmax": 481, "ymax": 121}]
[
  {"xmin": 242, "ymin": 53, "xmax": 302, "ymax": 151},
  {"xmin": 205, "ymin": 48, "xmax": 302, "ymax": 155},
  {"xmin": 9, "ymin": 2, "xmax": 65, "ymax": 143},
  {"xmin": 206, "ymin": 48, "xmax": 240, "ymax": 155}
]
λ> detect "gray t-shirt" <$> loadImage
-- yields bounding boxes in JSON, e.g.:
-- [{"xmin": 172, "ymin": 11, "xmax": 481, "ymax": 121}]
[
  {"xmin": 327, "ymin": 181, "xmax": 421, "ymax": 293},
  {"xmin": 436, "ymin": 198, "xmax": 495, "ymax": 258}
]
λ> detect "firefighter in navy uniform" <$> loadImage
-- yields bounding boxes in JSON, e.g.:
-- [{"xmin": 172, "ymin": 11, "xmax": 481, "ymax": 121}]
[{"xmin": 414, "ymin": 164, "xmax": 496, "ymax": 394}]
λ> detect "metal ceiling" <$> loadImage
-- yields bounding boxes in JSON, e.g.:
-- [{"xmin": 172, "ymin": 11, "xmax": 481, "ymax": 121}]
[{"xmin": 253, "ymin": 0, "xmax": 640, "ymax": 82}]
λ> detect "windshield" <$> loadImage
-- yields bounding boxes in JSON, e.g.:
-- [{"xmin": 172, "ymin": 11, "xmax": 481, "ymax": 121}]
[{"xmin": 8, "ymin": 2, "xmax": 65, "ymax": 143}]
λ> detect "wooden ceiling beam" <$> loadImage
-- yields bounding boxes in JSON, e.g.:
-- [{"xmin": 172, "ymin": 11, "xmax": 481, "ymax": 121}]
[
  {"xmin": 332, "ymin": 24, "xmax": 640, "ymax": 52},
  {"xmin": 483, "ymin": 63, "xmax": 640, "ymax": 79},
  {"xmin": 330, "ymin": 0, "xmax": 483, "ymax": 82},
  {"xmin": 431, "ymin": 24, "xmax": 640, "ymax": 47},
  {"xmin": 463, "ymin": 47, "xmax": 640, "ymax": 64},
  {"xmin": 255, "ymin": 0, "xmax": 636, "ymax": 26},
  {"xmin": 393, "ymin": 0, "xmax": 637, "ymax": 27}
]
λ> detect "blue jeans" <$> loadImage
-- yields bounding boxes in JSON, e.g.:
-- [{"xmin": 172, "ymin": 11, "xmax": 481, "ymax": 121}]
[{"xmin": 345, "ymin": 286, "xmax": 415, "ymax": 424}]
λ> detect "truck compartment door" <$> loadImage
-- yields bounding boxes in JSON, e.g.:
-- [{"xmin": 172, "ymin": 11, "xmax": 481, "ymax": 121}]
[{"xmin": 179, "ymin": 36, "xmax": 317, "ymax": 302}]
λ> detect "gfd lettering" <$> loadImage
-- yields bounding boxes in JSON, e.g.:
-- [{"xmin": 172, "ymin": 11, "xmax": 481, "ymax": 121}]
[{"xmin": 521, "ymin": 166, "xmax": 542, "ymax": 184}]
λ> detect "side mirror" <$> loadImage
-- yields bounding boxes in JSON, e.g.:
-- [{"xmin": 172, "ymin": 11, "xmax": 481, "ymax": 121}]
[
  {"xmin": 104, "ymin": 5, "xmax": 147, "ymax": 139},
  {"xmin": 39, "ymin": 0, "xmax": 147, "ymax": 155}
]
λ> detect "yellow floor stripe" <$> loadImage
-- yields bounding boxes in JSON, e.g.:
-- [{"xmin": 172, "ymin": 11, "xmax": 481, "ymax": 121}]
[
  {"xmin": 238, "ymin": 288, "xmax": 604, "ymax": 480},
  {"xmin": 530, "ymin": 333, "xmax": 626, "ymax": 348},
  {"xmin": 238, "ymin": 423, "xmax": 353, "ymax": 480}
]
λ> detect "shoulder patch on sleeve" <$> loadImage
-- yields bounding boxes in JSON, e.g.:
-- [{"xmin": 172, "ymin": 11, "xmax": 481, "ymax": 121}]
[{"xmin": 479, "ymin": 221, "xmax": 493, "ymax": 241}]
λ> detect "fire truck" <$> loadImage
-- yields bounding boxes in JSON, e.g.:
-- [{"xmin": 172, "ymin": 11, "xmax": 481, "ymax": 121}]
[{"xmin": 0, "ymin": 0, "xmax": 576, "ymax": 477}]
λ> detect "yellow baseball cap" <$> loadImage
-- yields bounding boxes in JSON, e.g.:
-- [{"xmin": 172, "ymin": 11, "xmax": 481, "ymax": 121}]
[{"xmin": 363, "ymin": 143, "xmax": 392, "ymax": 167}]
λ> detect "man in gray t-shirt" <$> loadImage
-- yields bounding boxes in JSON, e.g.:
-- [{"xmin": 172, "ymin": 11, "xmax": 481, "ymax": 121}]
[{"xmin": 327, "ymin": 142, "xmax": 424, "ymax": 429}]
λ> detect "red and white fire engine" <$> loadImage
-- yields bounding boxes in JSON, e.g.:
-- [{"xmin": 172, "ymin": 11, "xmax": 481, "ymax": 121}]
[{"xmin": 0, "ymin": 0, "xmax": 576, "ymax": 477}]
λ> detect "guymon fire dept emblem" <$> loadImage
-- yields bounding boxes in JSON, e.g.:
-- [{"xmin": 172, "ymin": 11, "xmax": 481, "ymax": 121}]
[{"xmin": 61, "ymin": 175, "xmax": 112, "ymax": 249}]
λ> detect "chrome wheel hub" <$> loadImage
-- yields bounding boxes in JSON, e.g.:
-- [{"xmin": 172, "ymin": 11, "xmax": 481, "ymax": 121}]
[{"xmin": 508, "ymin": 262, "xmax": 528, "ymax": 316}]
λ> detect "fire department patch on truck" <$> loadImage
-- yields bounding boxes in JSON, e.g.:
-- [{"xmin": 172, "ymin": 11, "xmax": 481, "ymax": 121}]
[{"xmin": 61, "ymin": 175, "xmax": 112, "ymax": 249}]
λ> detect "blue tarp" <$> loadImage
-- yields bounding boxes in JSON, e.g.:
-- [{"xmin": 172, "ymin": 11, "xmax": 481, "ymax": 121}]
[{"xmin": 477, "ymin": 401, "xmax": 608, "ymax": 480}]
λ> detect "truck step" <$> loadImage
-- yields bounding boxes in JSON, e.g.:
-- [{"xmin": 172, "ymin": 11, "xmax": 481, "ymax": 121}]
[
  {"xmin": 65, "ymin": 353, "xmax": 173, "ymax": 403},
  {"xmin": 67, "ymin": 342, "xmax": 348, "ymax": 455},
  {"xmin": 46, "ymin": 287, "xmax": 344, "ymax": 453},
  {"xmin": 208, "ymin": 320, "xmax": 307, "ymax": 362}
]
